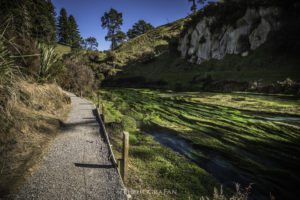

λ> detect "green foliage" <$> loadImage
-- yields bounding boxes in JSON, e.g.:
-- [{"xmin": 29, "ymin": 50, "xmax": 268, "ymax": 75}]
[
  {"xmin": 57, "ymin": 8, "xmax": 81, "ymax": 48},
  {"xmin": 84, "ymin": 37, "xmax": 98, "ymax": 50},
  {"xmin": 55, "ymin": 43, "xmax": 71, "ymax": 56},
  {"xmin": 97, "ymin": 73, "xmax": 105, "ymax": 81},
  {"xmin": 100, "ymin": 88, "xmax": 300, "ymax": 199},
  {"xmin": 121, "ymin": 115, "xmax": 136, "ymax": 131},
  {"xmin": 107, "ymin": 21, "xmax": 300, "ymax": 90},
  {"xmin": 68, "ymin": 15, "xmax": 81, "ymax": 49},
  {"xmin": 188, "ymin": 0, "xmax": 208, "ymax": 14},
  {"xmin": 129, "ymin": 133, "xmax": 139, "ymax": 145},
  {"xmin": 127, "ymin": 20, "xmax": 154, "ymax": 39},
  {"xmin": 188, "ymin": 0, "xmax": 197, "ymax": 14},
  {"xmin": 0, "ymin": 30, "xmax": 15, "ymax": 84},
  {"xmin": 101, "ymin": 8, "xmax": 126, "ymax": 50},
  {"xmin": 57, "ymin": 8, "xmax": 69, "ymax": 44},
  {"xmin": 0, "ymin": 0, "xmax": 57, "ymax": 44},
  {"xmin": 36, "ymin": 43, "xmax": 60, "ymax": 82},
  {"xmin": 102, "ymin": 17, "xmax": 189, "ymax": 68}
]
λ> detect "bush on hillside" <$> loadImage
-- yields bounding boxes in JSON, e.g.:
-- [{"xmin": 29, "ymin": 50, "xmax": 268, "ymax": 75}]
[{"xmin": 61, "ymin": 58, "xmax": 95, "ymax": 96}]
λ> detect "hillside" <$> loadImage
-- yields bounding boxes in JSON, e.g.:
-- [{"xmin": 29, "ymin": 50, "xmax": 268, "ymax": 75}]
[
  {"xmin": 0, "ymin": 81, "xmax": 71, "ymax": 196},
  {"xmin": 101, "ymin": 0, "xmax": 300, "ymax": 93}
]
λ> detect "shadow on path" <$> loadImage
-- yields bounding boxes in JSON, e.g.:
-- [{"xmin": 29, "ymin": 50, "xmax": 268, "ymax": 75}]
[{"xmin": 74, "ymin": 163, "xmax": 114, "ymax": 169}]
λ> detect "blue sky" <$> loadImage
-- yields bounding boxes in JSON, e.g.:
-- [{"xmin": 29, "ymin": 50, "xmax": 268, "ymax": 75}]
[{"xmin": 52, "ymin": 0, "xmax": 211, "ymax": 51}]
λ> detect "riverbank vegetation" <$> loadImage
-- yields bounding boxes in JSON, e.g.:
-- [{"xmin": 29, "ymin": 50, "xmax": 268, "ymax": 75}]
[{"xmin": 95, "ymin": 88, "xmax": 300, "ymax": 199}]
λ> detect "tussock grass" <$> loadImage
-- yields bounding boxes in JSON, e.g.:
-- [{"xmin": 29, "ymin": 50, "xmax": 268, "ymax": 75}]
[{"xmin": 0, "ymin": 80, "xmax": 71, "ymax": 197}]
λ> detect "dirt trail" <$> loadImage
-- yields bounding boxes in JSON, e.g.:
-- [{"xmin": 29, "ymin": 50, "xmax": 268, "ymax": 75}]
[{"xmin": 13, "ymin": 92, "xmax": 126, "ymax": 200}]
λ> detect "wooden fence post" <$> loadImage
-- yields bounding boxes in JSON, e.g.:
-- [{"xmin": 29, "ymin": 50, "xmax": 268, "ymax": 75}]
[
  {"xmin": 122, "ymin": 131, "xmax": 129, "ymax": 183},
  {"xmin": 102, "ymin": 103, "xmax": 105, "ymax": 123},
  {"xmin": 117, "ymin": 159, "xmax": 121, "ymax": 175}
]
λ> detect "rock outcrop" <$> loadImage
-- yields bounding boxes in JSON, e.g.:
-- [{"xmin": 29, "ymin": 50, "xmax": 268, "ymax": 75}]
[{"xmin": 178, "ymin": 6, "xmax": 281, "ymax": 64}]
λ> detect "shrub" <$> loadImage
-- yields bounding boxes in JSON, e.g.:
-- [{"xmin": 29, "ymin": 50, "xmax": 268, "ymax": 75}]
[
  {"xmin": 62, "ymin": 58, "xmax": 95, "ymax": 96},
  {"xmin": 88, "ymin": 51, "xmax": 100, "ymax": 62}
]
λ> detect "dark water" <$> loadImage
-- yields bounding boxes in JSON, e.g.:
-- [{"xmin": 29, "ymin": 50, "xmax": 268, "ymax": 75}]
[
  {"xmin": 255, "ymin": 116, "xmax": 300, "ymax": 125},
  {"xmin": 149, "ymin": 131, "xmax": 269, "ymax": 200},
  {"xmin": 144, "ymin": 92, "xmax": 300, "ymax": 199},
  {"xmin": 147, "ymin": 111, "xmax": 300, "ymax": 200}
]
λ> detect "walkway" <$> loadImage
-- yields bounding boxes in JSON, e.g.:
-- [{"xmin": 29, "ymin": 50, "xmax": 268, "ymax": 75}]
[{"xmin": 15, "ymin": 93, "xmax": 126, "ymax": 200}]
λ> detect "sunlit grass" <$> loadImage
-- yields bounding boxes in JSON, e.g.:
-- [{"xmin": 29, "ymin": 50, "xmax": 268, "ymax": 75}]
[{"xmin": 95, "ymin": 88, "xmax": 300, "ymax": 199}]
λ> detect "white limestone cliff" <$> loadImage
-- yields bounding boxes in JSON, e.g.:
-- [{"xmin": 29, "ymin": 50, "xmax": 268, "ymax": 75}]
[{"xmin": 178, "ymin": 7, "xmax": 281, "ymax": 64}]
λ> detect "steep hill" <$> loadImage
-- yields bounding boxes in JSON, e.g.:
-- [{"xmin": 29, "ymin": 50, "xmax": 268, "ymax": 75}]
[{"xmin": 103, "ymin": 0, "xmax": 300, "ymax": 93}]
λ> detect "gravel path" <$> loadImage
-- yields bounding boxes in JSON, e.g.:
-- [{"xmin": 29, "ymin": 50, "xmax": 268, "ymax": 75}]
[{"xmin": 14, "ymin": 93, "xmax": 127, "ymax": 200}]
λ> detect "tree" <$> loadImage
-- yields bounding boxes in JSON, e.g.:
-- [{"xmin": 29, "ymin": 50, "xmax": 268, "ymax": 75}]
[
  {"xmin": 114, "ymin": 30, "xmax": 126, "ymax": 47},
  {"xmin": 85, "ymin": 37, "xmax": 98, "ymax": 50},
  {"xmin": 188, "ymin": 0, "xmax": 197, "ymax": 14},
  {"xmin": 127, "ymin": 20, "xmax": 154, "ymax": 39},
  {"xmin": 57, "ymin": 8, "xmax": 69, "ymax": 44},
  {"xmin": 0, "ymin": 0, "xmax": 57, "ymax": 43},
  {"xmin": 68, "ymin": 15, "xmax": 81, "ymax": 48},
  {"xmin": 101, "ymin": 8, "xmax": 126, "ymax": 50},
  {"xmin": 63, "ymin": 58, "xmax": 95, "ymax": 96},
  {"xmin": 57, "ymin": 9, "xmax": 81, "ymax": 48},
  {"xmin": 45, "ymin": 0, "xmax": 57, "ymax": 42},
  {"xmin": 27, "ymin": 0, "xmax": 56, "ymax": 43},
  {"xmin": 188, "ymin": 0, "xmax": 208, "ymax": 14}
]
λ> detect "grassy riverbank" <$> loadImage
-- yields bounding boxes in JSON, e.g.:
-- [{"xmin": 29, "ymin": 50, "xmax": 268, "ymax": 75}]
[{"xmin": 95, "ymin": 88, "xmax": 300, "ymax": 199}]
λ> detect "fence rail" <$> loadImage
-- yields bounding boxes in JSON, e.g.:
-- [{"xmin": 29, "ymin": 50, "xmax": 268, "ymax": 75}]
[
  {"xmin": 96, "ymin": 107, "xmax": 118, "ymax": 166},
  {"xmin": 96, "ymin": 104, "xmax": 129, "ymax": 184}
]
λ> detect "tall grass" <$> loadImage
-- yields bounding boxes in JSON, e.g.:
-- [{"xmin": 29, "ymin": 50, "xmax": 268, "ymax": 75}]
[
  {"xmin": 200, "ymin": 184, "xmax": 253, "ymax": 200},
  {"xmin": 0, "ymin": 24, "xmax": 16, "ymax": 85}
]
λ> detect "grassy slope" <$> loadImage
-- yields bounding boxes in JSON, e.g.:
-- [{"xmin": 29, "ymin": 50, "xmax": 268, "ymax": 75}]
[
  {"xmin": 55, "ymin": 43, "xmax": 71, "ymax": 56},
  {"xmin": 112, "ymin": 17, "xmax": 190, "ymax": 66},
  {"xmin": 121, "ymin": 40, "xmax": 300, "ymax": 88},
  {"xmin": 0, "ymin": 80, "xmax": 71, "ymax": 197},
  {"xmin": 103, "ymin": 3, "xmax": 300, "ymax": 90}
]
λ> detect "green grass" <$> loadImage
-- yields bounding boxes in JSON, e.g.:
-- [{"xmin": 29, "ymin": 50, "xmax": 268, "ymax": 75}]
[
  {"xmin": 96, "ymin": 17, "xmax": 191, "ymax": 68},
  {"xmin": 54, "ymin": 43, "xmax": 71, "ymax": 56},
  {"xmin": 95, "ymin": 88, "xmax": 300, "ymax": 199},
  {"xmin": 110, "ymin": 38, "xmax": 300, "ymax": 90},
  {"xmin": 97, "ymin": 1, "xmax": 300, "ymax": 90}
]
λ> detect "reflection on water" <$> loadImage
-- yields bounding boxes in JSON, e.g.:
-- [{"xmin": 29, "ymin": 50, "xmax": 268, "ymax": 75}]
[
  {"xmin": 149, "ymin": 131, "xmax": 269, "ymax": 200},
  {"xmin": 145, "ymin": 91, "xmax": 299, "ymax": 199}
]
